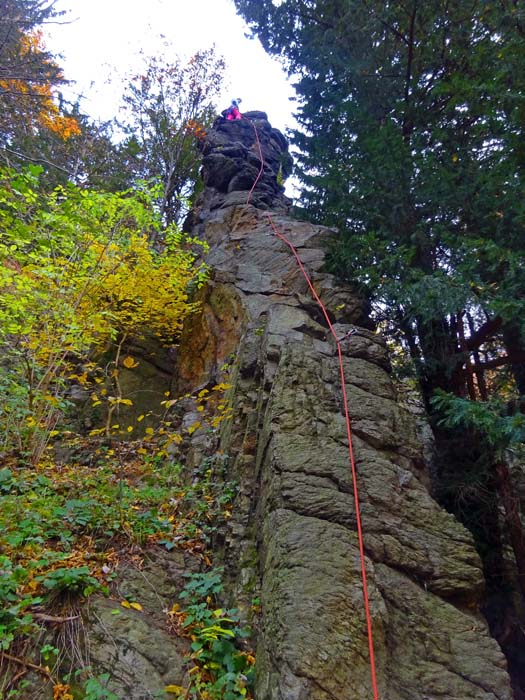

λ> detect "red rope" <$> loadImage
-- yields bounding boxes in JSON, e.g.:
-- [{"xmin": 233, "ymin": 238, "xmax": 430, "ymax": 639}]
[{"xmin": 246, "ymin": 118, "xmax": 380, "ymax": 700}]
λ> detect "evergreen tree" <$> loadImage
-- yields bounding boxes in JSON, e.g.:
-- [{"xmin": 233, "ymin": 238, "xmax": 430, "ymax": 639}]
[
  {"xmin": 235, "ymin": 0, "xmax": 525, "ymax": 406},
  {"xmin": 0, "ymin": 0, "xmax": 81, "ymax": 165}
]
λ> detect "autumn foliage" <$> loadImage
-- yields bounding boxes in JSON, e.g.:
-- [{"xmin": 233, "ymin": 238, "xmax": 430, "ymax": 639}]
[
  {"xmin": 0, "ymin": 19, "xmax": 81, "ymax": 158},
  {"xmin": 0, "ymin": 31, "xmax": 80, "ymax": 140},
  {"xmin": 0, "ymin": 166, "xmax": 207, "ymax": 462}
]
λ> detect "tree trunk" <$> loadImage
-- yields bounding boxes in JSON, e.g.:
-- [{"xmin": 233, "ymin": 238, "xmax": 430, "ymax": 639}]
[
  {"xmin": 503, "ymin": 322, "xmax": 525, "ymax": 396},
  {"xmin": 495, "ymin": 461, "xmax": 525, "ymax": 602}
]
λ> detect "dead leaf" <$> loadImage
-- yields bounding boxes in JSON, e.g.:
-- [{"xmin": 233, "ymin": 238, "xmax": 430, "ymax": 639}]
[{"xmin": 122, "ymin": 356, "xmax": 139, "ymax": 369}]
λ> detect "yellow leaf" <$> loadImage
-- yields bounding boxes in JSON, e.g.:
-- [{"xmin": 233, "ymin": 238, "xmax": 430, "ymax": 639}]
[
  {"xmin": 165, "ymin": 686, "xmax": 185, "ymax": 695},
  {"xmin": 145, "ymin": 427, "xmax": 155, "ymax": 436},
  {"xmin": 123, "ymin": 355, "xmax": 139, "ymax": 368},
  {"xmin": 118, "ymin": 398, "xmax": 133, "ymax": 406},
  {"xmin": 127, "ymin": 426, "xmax": 134, "ymax": 432},
  {"xmin": 121, "ymin": 600, "xmax": 143, "ymax": 611},
  {"xmin": 187, "ymin": 421, "xmax": 201, "ymax": 435},
  {"xmin": 137, "ymin": 414, "xmax": 145, "ymax": 422},
  {"xmin": 53, "ymin": 683, "xmax": 74, "ymax": 700}
]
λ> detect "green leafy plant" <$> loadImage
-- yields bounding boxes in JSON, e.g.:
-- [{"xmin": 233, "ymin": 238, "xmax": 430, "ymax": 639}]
[
  {"xmin": 432, "ymin": 391, "xmax": 525, "ymax": 457},
  {"xmin": 0, "ymin": 165, "xmax": 208, "ymax": 464},
  {"xmin": 0, "ymin": 556, "xmax": 40, "ymax": 651},
  {"xmin": 36, "ymin": 566, "xmax": 102, "ymax": 597},
  {"xmin": 176, "ymin": 569, "xmax": 254, "ymax": 700},
  {"xmin": 83, "ymin": 673, "xmax": 118, "ymax": 700}
]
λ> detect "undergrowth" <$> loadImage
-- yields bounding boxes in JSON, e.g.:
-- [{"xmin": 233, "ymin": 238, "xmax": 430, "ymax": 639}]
[{"xmin": 0, "ymin": 438, "xmax": 249, "ymax": 700}]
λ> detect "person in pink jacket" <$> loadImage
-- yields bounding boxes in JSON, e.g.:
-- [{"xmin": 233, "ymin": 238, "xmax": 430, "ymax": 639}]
[{"xmin": 224, "ymin": 98, "xmax": 242, "ymax": 120}]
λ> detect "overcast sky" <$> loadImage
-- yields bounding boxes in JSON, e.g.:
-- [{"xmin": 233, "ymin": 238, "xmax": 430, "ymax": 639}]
[{"xmin": 44, "ymin": 0, "xmax": 296, "ymax": 134}]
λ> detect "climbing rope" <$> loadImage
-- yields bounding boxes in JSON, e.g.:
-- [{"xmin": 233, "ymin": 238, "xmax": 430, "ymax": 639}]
[{"xmin": 244, "ymin": 116, "xmax": 380, "ymax": 700}]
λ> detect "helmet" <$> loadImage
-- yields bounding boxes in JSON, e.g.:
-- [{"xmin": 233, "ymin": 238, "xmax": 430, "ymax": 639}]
[{"xmin": 232, "ymin": 98, "xmax": 242, "ymax": 107}]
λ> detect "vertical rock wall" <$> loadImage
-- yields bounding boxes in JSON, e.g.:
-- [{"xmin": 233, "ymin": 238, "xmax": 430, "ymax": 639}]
[{"xmin": 179, "ymin": 112, "xmax": 513, "ymax": 699}]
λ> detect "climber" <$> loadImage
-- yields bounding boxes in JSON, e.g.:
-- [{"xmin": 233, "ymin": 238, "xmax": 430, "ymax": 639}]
[{"xmin": 223, "ymin": 98, "xmax": 242, "ymax": 121}]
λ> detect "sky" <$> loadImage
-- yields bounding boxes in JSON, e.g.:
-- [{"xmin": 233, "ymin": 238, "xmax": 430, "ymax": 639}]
[{"xmin": 43, "ymin": 0, "xmax": 297, "ymax": 135}]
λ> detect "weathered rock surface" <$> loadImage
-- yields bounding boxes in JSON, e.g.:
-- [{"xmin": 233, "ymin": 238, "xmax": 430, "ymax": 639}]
[
  {"xmin": 176, "ymin": 113, "xmax": 514, "ymax": 699},
  {"xmin": 18, "ymin": 549, "xmax": 195, "ymax": 700}
]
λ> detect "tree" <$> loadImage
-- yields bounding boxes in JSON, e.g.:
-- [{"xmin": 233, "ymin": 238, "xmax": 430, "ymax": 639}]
[
  {"xmin": 32, "ymin": 109, "xmax": 141, "ymax": 191},
  {"xmin": 0, "ymin": 0, "xmax": 81, "ymax": 165},
  {"xmin": 118, "ymin": 48, "xmax": 225, "ymax": 228}
]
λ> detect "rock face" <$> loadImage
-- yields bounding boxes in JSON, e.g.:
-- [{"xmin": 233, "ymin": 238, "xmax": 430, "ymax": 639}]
[{"xmin": 178, "ymin": 112, "xmax": 514, "ymax": 699}]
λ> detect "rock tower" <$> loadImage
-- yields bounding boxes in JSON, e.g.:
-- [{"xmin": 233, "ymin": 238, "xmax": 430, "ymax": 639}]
[{"xmin": 176, "ymin": 112, "xmax": 513, "ymax": 699}]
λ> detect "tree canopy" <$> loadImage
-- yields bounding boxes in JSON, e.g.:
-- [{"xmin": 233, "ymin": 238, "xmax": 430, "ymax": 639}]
[{"xmin": 118, "ymin": 48, "xmax": 225, "ymax": 227}]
